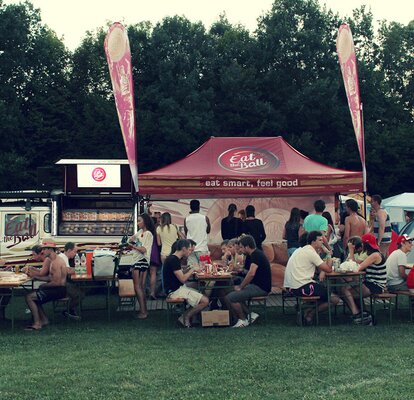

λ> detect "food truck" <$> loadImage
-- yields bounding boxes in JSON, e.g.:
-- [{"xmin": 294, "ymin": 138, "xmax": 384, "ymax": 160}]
[{"xmin": 0, "ymin": 160, "xmax": 138, "ymax": 262}]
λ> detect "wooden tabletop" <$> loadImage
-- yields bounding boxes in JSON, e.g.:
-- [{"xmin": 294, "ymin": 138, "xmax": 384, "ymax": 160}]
[
  {"xmin": 326, "ymin": 271, "xmax": 365, "ymax": 278},
  {"xmin": 0, "ymin": 275, "xmax": 32, "ymax": 287},
  {"xmin": 69, "ymin": 274, "xmax": 115, "ymax": 282},
  {"xmin": 195, "ymin": 273, "xmax": 233, "ymax": 281}
]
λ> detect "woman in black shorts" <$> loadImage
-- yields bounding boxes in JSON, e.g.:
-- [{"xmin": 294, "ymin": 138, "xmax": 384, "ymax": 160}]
[{"xmin": 128, "ymin": 213, "xmax": 155, "ymax": 319}]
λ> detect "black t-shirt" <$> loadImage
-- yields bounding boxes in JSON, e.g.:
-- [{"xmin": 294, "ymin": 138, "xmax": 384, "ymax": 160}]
[
  {"xmin": 243, "ymin": 219, "xmax": 266, "ymax": 249},
  {"xmin": 249, "ymin": 249, "xmax": 271, "ymax": 293},
  {"xmin": 221, "ymin": 217, "xmax": 243, "ymax": 240},
  {"xmin": 284, "ymin": 221, "xmax": 300, "ymax": 248},
  {"xmin": 162, "ymin": 255, "xmax": 182, "ymax": 294}
]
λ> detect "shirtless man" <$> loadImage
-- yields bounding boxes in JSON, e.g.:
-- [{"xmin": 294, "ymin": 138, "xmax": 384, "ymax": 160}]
[
  {"xmin": 25, "ymin": 240, "xmax": 68, "ymax": 331},
  {"xmin": 370, "ymin": 194, "xmax": 392, "ymax": 256},
  {"xmin": 343, "ymin": 199, "xmax": 368, "ymax": 246},
  {"xmin": 25, "ymin": 245, "xmax": 52, "ymax": 281}
]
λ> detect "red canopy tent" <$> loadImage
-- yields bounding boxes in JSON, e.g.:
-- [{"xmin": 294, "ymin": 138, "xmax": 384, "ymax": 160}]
[{"xmin": 139, "ymin": 137, "xmax": 363, "ymax": 198}]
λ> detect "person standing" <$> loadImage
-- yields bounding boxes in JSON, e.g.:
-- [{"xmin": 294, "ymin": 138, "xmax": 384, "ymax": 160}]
[
  {"xmin": 128, "ymin": 213, "xmax": 155, "ymax": 319},
  {"xmin": 226, "ymin": 235, "xmax": 271, "ymax": 328},
  {"xmin": 184, "ymin": 200, "xmax": 211, "ymax": 266},
  {"xmin": 157, "ymin": 212, "xmax": 182, "ymax": 263},
  {"xmin": 343, "ymin": 199, "xmax": 368, "ymax": 246},
  {"xmin": 370, "ymin": 194, "xmax": 392, "ymax": 256},
  {"xmin": 303, "ymin": 200, "xmax": 331, "ymax": 252},
  {"xmin": 386, "ymin": 234, "xmax": 413, "ymax": 292},
  {"xmin": 242, "ymin": 205, "xmax": 266, "ymax": 250},
  {"xmin": 221, "ymin": 203, "xmax": 243, "ymax": 240},
  {"xmin": 283, "ymin": 207, "xmax": 304, "ymax": 257}
]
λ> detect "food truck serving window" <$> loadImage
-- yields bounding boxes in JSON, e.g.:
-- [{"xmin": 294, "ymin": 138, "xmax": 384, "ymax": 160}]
[{"xmin": 5, "ymin": 214, "xmax": 38, "ymax": 236}]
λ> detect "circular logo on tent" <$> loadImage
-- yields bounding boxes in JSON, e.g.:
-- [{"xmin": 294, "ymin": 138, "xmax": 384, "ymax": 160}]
[
  {"xmin": 218, "ymin": 147, "xmax": 280, "ymax": 174},
  {"xmin": 92, "ymin": 167, "xmax": 106, "ymax": 182}
]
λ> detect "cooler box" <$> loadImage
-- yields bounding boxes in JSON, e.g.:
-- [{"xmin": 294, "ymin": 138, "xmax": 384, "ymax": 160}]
[
  {"xmin": 92, "ymin": 249, "xmax": 117, "ymax": 278},
  {"xmin": 201, "ymin": 310, "xmax": 230, "ymax": 327}
]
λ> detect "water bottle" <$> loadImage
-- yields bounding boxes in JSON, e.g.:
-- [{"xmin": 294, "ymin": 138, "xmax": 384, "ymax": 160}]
[
  {"xmin": 74, "ymin": 253, "xmax": 81, "ymax": 275},
  {"xmin": 80, "ymin": 253, "xmax": 87, "ymax": 275}
]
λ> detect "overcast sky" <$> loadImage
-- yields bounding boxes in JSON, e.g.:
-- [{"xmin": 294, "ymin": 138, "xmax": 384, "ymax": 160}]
[{"xmin": 3, "ymin": 0, "xmax": 413, "ymax": 50}]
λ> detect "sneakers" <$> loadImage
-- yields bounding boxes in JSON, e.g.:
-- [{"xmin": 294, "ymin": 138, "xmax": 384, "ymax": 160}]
[
  {"xmin": 249, "ymin": 312, "xmax": 260, "ymax": 324},
  {"xmin": 232, "ymin": 319, "xmax": 249, "ymax": 328},
  {"xmin": 63, "ymin": 311, "xmax": 81, "ymax": 321},
  {"xmin": 352, "ymin": 311, "xmax": 372, "ymax": 325}
]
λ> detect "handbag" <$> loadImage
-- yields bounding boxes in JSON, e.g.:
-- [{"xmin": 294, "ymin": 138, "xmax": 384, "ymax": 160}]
[{"xmin": 92, "ymin": 248, "xmax": 117, "ymax": 278}]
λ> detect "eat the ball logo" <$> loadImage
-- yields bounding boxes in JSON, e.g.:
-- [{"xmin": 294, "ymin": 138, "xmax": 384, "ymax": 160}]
[{"xmin": 92, "ymin": 167, "xmax": 106, "ymax": 182}]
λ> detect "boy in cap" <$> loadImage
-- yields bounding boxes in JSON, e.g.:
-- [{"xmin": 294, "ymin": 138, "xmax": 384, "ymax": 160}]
[{"xmin": 386, "ymin": 234, "xmax": 413, "ymax": 292}]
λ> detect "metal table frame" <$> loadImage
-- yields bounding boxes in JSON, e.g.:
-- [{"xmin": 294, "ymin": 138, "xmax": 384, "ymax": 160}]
[
  {"xmin": 69, "ymin": 275, "xmax": 115, "ymax": 321},
  {"xmin": 326, "ymin": 271, "xmax": 365, "ymax": 327}
]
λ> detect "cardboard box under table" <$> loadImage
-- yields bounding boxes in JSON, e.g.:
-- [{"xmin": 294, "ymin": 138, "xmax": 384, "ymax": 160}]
[{"xmin": 201, "ymin": 310, "xmax": 230, "ymax": 327}]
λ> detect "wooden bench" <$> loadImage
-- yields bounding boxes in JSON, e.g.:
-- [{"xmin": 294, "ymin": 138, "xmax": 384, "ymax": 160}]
[
  {"xmin": 370, "ymin": 292, "xmax": 397, "ymax": 324},
  {"xmin": 391, "ymin": 291, "xmax": 414, "ymax": 322},
  {"xmin": 247, "ymin": 296, "xmax": 268, "ymax": 324},
  {"xmin": 298, "ymin": 296, "xmax": 320, "ymax": 326},
  {"xmin": 52, "ymin": 297, "xmax": 71, "ymax": 319},
  {"xmin": 166, "ymin": 297, "xmax": 186, "ymax": 325}
]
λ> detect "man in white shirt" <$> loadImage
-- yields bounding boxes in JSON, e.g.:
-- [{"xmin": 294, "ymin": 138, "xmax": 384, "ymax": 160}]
[
  {"xmin": 184, "ymin": 199, "xmax": 211, "ymax": 266},
  {"xmin": 386, "ymin": 234, "xmax": 413, "ymax": 292},
  {"xmin": 58, "ymin": 242, "xmax": 81, "ymax": 320},
  {"xmin": 284, "ymin": 230, "xmax": 339, "ymax": 324}
]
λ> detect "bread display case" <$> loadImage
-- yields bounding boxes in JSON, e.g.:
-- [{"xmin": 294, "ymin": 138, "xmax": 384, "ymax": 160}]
[{"xmin": 58, "ymin": 209, "xmax": 133, "ymax": 236}]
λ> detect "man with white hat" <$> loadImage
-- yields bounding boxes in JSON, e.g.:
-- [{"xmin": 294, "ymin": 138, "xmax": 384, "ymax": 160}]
[
  {"xmin": 386, "ymin": 234, "xmax": 413, "ymax": 292},
  {"xmin": 24, "ymin": 239, "xmax": 68, "ymax": 331}
]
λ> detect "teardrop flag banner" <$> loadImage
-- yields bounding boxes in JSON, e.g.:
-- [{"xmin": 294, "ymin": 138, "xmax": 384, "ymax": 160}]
[
  {"xmin": 336, "ymin": 23, "xmax": 366, "ymax": 191},
  {"xmin": 104, "ymin": 22, "xmax": 138, "ymax": 192}
]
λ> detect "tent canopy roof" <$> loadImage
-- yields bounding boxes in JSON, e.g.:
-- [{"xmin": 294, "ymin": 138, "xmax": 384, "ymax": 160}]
[
  {"xmin": 139, "ymin": 136, "xmax": 363, "ymax": 198},
  {"xmin": 383, "ymin": 193, "xmax": 414, "ymax": 210}
]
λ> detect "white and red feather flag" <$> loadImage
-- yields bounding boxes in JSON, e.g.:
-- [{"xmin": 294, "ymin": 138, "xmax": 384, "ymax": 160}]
[
  {"xmin": 336, "ymin": 23, "xmax": 366, "ymax": 191},
  {"xmin": 104, "ymin": 23, "xmax": 139, "ymax": 192}
]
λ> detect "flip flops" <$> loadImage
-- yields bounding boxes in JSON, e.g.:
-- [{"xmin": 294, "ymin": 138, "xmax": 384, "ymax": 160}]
[{"xmin": 24, "ymin": 325, "xmax": 41, "ymax": 331}]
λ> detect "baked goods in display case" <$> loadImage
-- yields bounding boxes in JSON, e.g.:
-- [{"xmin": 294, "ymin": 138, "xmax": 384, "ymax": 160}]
[{"xmin": 59, "ymin": 209, "xmax": 133, "ymax": 236}]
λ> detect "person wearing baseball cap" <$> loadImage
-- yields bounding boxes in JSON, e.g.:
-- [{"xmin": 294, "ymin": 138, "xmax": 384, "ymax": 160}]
[
  {"xmin": 24, "ymin": 238, "xmax": 68, "ymax": 331},
  {"xmin": 386, "ymin": 234, "xmax": 413, "ymax": 292}
]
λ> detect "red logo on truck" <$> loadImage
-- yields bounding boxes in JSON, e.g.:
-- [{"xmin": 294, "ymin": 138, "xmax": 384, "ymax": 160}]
[
  {"xmin": 218, "ymin": 147, "xmax": 279, "ymax": 173},
  {"xmin": 92, "ymin": 167, "xmax": 106, "ymax": 182}
]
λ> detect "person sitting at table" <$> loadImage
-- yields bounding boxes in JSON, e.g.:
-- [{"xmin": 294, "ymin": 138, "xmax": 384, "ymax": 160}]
[
  {"xmin": 351, "ymin": 233, "xmax": 387, "ymax": 295},
  {"xmin": 0, "ymin": 258, "xmax": 12, "ymax": 321},
  {"xmin": 284, "ymin": 230, "xmax": 340, "ymax": 326},
  {"xmin": 58, "ymin": 242, "xmax": 82, "ymax": 320},
  {"xmin": 341, "ymin": 233, "xmax": 387, "ymax": 323},
  {"xmin": 386, "ymin": 234, "xmax": 413, "ymax": 292},
  {"xmin": 226, "ymin": 235, "xmax": 271, "ymax": 328},
  {"xmin": 25, "ymin": 239, "xmax": 68, "ymax": 331},
  {"xmin": 25, "ymin": 244, "xmax": 52, "ymax": 281},
  {"xmin": 162, "ymin": 239, "xmax": 209, "ymax": 327}
]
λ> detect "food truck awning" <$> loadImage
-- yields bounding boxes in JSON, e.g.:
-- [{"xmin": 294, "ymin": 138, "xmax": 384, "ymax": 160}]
[{"xmin": 139, "ymin": 136, "xmax": 363, "ymax": 198}]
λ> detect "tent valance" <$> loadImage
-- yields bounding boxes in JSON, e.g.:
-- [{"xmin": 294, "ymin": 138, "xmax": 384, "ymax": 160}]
[{"xmin": 139, "ymin": 137, "xmax": 363, "ymax": 198}]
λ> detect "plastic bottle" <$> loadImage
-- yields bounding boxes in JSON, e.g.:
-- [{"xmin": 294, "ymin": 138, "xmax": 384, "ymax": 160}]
[
  {"xmin": 74, "ymin": 253, "xmax": 81, "ymax": 275},
  {"xmin": 80, "ymin": 253, "xmax": 87, "ymax": 275}
]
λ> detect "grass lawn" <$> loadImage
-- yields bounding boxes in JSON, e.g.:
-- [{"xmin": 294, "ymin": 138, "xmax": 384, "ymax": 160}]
[{"xmin": 1, "ymin": 296, "xmax": 414, "ymax": 400}]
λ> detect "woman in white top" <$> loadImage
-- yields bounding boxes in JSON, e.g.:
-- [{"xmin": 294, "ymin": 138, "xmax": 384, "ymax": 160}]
[
  {"xmin": 128, "ymin": 213, "xmax": 154, "ymax": 319},
  {"xmin": 156, "ymin": 212, "xmax": 183, "ymax": 263}
]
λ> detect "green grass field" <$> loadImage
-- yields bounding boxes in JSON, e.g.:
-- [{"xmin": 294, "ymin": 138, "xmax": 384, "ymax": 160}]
[{"xmin": 1, "ymin": 297, "xmax": 414, "ymax": 400}]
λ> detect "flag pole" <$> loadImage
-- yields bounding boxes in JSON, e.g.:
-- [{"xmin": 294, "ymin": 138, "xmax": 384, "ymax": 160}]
[{"xmin": 360, "ymin": 102, "xmax": 367, "ymax": 217}]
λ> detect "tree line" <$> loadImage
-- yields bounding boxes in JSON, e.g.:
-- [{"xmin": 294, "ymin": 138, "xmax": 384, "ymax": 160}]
[{"xmin": 0, "ymin": 0, "xmax": 413, "ymax": 196}]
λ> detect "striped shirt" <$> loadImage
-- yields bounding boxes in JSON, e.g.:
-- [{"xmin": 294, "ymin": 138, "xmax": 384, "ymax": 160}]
[
  {"xmin": 373, "ymin": 210, "xmax": 392, "ymax": 243},
  {"xmin": 365, "ymin": 253, "xmax": 387, "ymax": 290}
]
